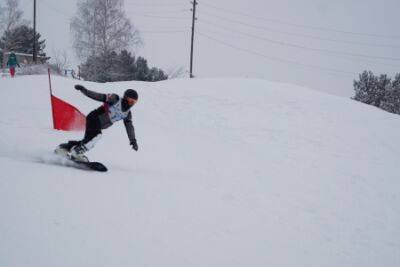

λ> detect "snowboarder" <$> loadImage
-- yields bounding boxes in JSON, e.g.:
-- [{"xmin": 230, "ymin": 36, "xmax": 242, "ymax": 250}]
[
  {"xmin": 7, "ymin": 52, "xmax": 20, "ymax": 78},
  {"xmin": 56, "ymin": 85, "xmax": 139, "ymax": 162}
]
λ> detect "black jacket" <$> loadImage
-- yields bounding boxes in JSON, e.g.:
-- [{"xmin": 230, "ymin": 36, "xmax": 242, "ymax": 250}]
[{"xmin": 81, "ymin": 88, "xmax": 136, "ymax": 144}]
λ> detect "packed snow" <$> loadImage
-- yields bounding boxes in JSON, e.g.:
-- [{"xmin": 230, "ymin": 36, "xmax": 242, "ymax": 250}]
[{"xmin": 0, "ymin": 75, "xmax": 399, "ymax": 266}]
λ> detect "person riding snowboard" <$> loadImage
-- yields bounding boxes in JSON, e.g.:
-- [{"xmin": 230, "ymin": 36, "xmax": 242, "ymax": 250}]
[{"xmin": 56, "ymin": 84, "xmax": 139, "ymax": 162}]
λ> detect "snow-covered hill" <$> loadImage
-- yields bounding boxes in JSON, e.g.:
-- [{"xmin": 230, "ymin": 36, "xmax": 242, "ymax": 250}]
[{"xmin": 0, "ymin": 75, "xmax": 399, "ymax": 267}]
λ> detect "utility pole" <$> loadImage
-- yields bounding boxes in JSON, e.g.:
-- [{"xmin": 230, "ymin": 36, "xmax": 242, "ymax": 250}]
[
  {"xmin": 33, "ymin": 0, "xmax": 37, "ymax": 63},
  {"xmin": 189, "ymin": 0, "xmax": 197, "ymax": 78}
]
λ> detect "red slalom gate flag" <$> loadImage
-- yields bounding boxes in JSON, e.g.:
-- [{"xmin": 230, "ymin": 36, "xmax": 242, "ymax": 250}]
[
  {"xmin": 47, "ymin": 67, "xmax": 85, "ymax": 131},
  {"xmin": 51, "ymin": 95, "xmax": 86, "ymax": 131}
]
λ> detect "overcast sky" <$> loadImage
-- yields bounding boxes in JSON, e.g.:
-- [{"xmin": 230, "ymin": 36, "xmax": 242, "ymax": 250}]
[{"xmin": 20, "ymin": 0, "xmax": 400, "ymax": 96}]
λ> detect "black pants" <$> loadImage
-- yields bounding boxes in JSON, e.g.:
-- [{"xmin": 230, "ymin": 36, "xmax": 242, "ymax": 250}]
[{"xmin": 64, "ymin": 109, "xmax": 102, "ymax": 150}]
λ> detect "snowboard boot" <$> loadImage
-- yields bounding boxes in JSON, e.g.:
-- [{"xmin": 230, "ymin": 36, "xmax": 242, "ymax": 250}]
[
  {"xmin": 54, "ymin": 143, "xmax": 70, "ymax": 156},
  {"xmin": 70, "ymin": 144, "xmax": 89, "ymax": 162}
]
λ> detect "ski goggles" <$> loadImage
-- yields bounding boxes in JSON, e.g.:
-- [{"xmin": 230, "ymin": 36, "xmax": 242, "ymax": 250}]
[{"xmin": 125, "ymin": 97, "xmax": 138, "ymax": 105}]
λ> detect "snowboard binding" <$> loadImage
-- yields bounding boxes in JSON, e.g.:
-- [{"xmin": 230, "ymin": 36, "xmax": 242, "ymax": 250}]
[
  {"xmin": 55, "ymin": 143, "xmax": 89, "ymax": 163},
  {"xmin": 54, "ymin": 143, "xmax": 107, "ymax": 172}
]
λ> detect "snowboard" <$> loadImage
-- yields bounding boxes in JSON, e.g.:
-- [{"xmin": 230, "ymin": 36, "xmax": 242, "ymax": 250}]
[
  {"xmin": 72, "ymin": 160, "xmax": 108, "ymax": 172},
  {"xmin": 54, "ymin": 148, "xmax": 108, "ymax": 172}
]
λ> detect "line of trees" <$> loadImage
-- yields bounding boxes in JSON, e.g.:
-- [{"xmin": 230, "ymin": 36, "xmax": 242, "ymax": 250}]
[
  {"xmin": 0, "ymin": 25, "xmax": 47, "ymax": 57},
  {"xmin": 71, "ymin": 0, "xmax": 167, "ymax": 82},
  {"xmin": 80, "ymin": 50, "xmax": 167, "ymax": 82},
  {"xmin": 0, "ymin": 0, "xmax": 48, "ymax": 65},
  {"xmin": 1, "ymin": 0, "xmax": 168, "ymax": 82},
  {"xmin": 353, "ymin": 70, "xmax": 400, "ymax": 115},
  {"xmin": 70, "ymin": 0, "xmax": 141, "ymax": 60}
]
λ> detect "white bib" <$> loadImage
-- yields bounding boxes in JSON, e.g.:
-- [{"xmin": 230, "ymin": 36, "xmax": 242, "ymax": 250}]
[{"xmin": 108, "ymin": 99, "xmax": 130, "ymax": 123}]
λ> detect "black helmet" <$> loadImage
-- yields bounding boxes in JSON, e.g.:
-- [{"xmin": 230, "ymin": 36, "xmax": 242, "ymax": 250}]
[{"xmin": 124, "ymin": 89, "xmax": 138, "ymax": 100}]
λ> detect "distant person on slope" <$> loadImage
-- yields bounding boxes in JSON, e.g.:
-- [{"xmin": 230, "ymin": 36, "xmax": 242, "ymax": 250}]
[
  {"xmin": 7, "ymin": 52, "xmax": 20, "ymax": 78},
  {"xmin": 56, "ymin": 85, "xmax": 139, "ymax": 162}
]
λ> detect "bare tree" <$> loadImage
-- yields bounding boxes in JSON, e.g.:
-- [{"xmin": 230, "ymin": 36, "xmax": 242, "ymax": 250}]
[
  {"xmin": 70, "ymin": 0, "xmax": 97, "ymax": 59},
  {"xmin": 0, "ymin": 0, "xmax": 24, "ymax": 34},
  {"xmin": 70, "ymin": 0, "xmax": 141, "ymax": 60},
  {"xmin": 0, "ymin": 3, "xmax": 4, "ymax": 34},
  {"xmin": 50, "ymin": 49, "xmax": 70, "ymax": 74}
]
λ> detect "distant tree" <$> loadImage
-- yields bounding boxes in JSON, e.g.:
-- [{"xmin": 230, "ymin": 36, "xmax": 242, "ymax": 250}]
[
  {"xmin": 114, "ymin": 50, "xmax": 136, "ymax": 81},
  {"xmin": 80, "ymin": 51, "xmax": 116, "ymax": 83},
  {"xmin": 353, "ymin": 71, "xmax": 390, "ymax": 107},
  {"xmin": 71, "ymin": 0, "xmax": 141, "ymax": 60},
  {"xmin": 148, "ymin": 67, "xmax": 168, "ymax": 82},
  {"xmin": 134, "ymin": 57, "xmax": 149, "ymax": 81},
  {"xmin": 0, "ymin": 2, "xmax": 4, "ymax": 35},
  {"xmin": 0, "ymin": 25, "xmax": 47, "ymax": 59},
  {"xmin": 353, "ymin": 70, "xmax": 400, "ymax": 115},
  {"xmin": 375, "ymin": 74, "xmax": 391, "ymax": 107},
  {"xmin": 50, "ymin": 49, "xmax": 70, "ymax": 74},
  {"xmin": 380, "ymin": 74, "xmax": 400, "ymax": 115},
  {"xmin": 353, "ymin": 71, "xmax": 377, "ymax": 105},
  {"xmin": 80, "ymin": 50, "xmax": 168, "ymax": 82},
  {"xmin": 0, "ymin": 0, "xmax": 25, "ymax": 34}
]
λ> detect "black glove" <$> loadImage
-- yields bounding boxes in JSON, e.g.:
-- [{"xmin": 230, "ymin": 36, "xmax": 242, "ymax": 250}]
[
  {"xmin": 130, "ymin": 139, "xmax": 138, "ymax": 151},
  {"xmin": 74, "ymin": 84, "xmax": 86, "ymax": 91}
]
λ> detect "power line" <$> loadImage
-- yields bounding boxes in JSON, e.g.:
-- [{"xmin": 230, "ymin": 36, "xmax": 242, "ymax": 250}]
[
  {"xmin": 140, "ymin": 30, "xmax": 188, "ymax": 34},
  {"xmin": 200, "ymin": 1, "xmax": 400, "ymax": 40},
  {"xmin": 127, "ymin": 8, "xmax": 189, "ymax": 14},
  {"xmin": 199, "ymin": 25, "xmax": 400, "ymax": 69},
  {"xmin": 198, "ymin": 14, "xmax": 400, "ymax": 50},
  {"xmin": 199, "ymin": 10, "xmax": 400, "ymax": 51},
  {"xmin": 136, "ymin": 9, "xmax": 190, "ymax": 14},
  {"xmin": 129, "ymin": 13, "xmax": 188, "ymax": 20},
  {"xmin": 198, "ymin": 19, "xmax": 400, "ymax": 65},
  {"xmin": 125, "ymin": 2, "xmax": 185, "ymax": 7},
  {"xmin": 40, "ymin": 0, "xmax": 72, "ymax": 18},
  {"xmin": 196, "ymin": 30, "xmax": 357, "ymax": 77}
]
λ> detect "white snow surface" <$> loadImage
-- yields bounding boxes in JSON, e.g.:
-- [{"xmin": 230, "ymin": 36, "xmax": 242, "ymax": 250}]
[{"xmin": 0, "ymin": 75, "xmax": 399, "ymax": 267}]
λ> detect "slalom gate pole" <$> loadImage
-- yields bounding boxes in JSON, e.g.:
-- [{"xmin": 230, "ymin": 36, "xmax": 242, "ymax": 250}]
[{"xmin": 48, "ymin": 67, "xmax": 56, "ymax": 129}]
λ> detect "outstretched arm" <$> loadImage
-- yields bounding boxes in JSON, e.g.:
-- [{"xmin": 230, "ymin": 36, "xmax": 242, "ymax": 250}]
[
  {"xmin": 123, "ymin": 112, "xmax": 138, "ymax": 151},
  {"xmin": 74, "ymin": 84, "xmax": 110, "ymax": 102}
]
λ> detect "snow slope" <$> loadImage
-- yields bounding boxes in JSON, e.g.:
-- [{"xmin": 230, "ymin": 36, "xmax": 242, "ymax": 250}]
[{"xmin": 0, "ymin": 75, "xmax": 399, "ymax": 267}]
